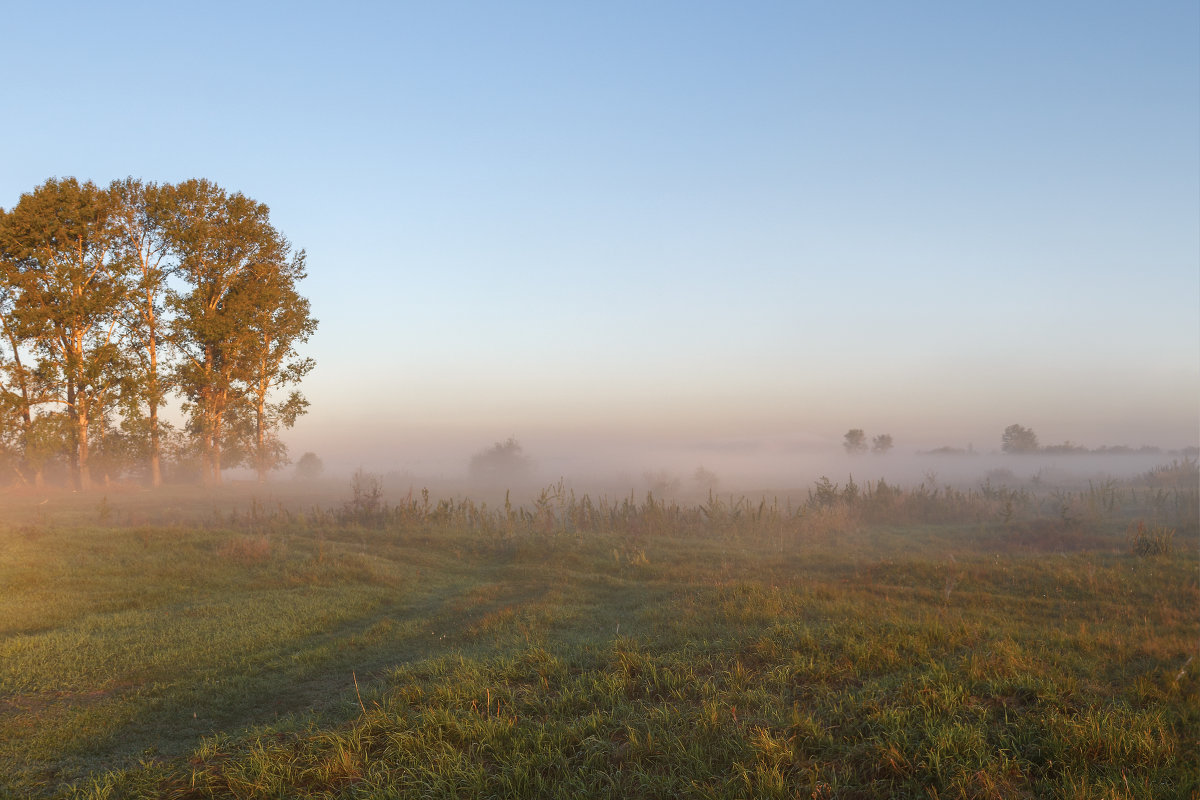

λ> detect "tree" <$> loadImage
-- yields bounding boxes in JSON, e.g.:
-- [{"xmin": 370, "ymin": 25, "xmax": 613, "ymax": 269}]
[
  {"xmin": 294, "ymin": 451, "xmax": 324, "ymax": 480},
  {"xmin": 0, "ymin": 206, "xmax": 47, "ymax": 485},
  {"xmin": 468, "ymin": 437, "xmax": 532, "ymax": 484},
  {"xmin": 1001, "ymin": 424, "xmax": 1039, "ymax": 454},
  {"xmin": 110, "ymin": 178, "xmax": 174, "ymax": 486},
  {"xmin": 0, "ymin": 178, "xmax": 128, "ymax": 490},
  {"xmin": 162, "ymin": 179, "xmax": 305, "ymax": 485},
  {"xmin": 871, "ymin": 434, "xmax": 894, "ymax": 455},
  {"xmin": 226, "ymin": 255, "xmax": 316, "ymax": 482},
  {"xmin": 843, "ymin": 428, "xmax": 867, "ymax": 455}
]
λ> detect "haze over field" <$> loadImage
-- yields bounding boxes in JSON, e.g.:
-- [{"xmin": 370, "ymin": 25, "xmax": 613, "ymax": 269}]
[{"xmin": 2, "ymin": 2, "xmax": 1197, "ymax": 487}]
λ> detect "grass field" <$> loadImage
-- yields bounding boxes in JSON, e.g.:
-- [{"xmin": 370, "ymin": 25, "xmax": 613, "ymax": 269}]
[{"xmin": 0, "ymin": 470, "xmax": 1197, "ymax": 799}]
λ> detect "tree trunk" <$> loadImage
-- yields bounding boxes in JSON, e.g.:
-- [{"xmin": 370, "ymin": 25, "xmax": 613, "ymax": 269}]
[
  {"xmin": 150, "ymin": 408, "xmax": 162, "ymax": 487},
  {"xmin": 209, "ymin": 383, "xmax": 225, "ymax": 486},
  {"xmin": 201, "ymin": 414, "xmax": 216, "ymax": 486},
  {"xmin": 67, "ymin": 381, "xmax": 81, "ymax": 490},
  {"xmin": 211, "ymin": 411, "xmax": 223, "ymax": 486},
  {"xmin": 201, "ymin": 344, "xmax": 217, "ymax": 486},
  {"xmin": 256, "ymin": 394, "xmax": 266, "ymax": 483},
  {"xmin": 78, "ymin": 401, "xmax": 92, "ymax": 492},
  {"xmin": 147, "ymin": 296, "xmax": 163, "ymax": 488}
]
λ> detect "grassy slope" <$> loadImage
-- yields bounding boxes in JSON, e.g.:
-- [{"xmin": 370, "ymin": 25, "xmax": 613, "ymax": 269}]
[{"xmin": 0, "ymin": 486, "xmax": 1196, "ymax": 799}]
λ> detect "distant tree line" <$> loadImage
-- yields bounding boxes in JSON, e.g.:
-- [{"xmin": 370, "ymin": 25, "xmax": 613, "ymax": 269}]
[
  {"xmin": 1002, "ymin": 424, "xmax": 1193, "ymax": 456},
  {"xmin": 0, "ymin": 177, "xmax": 316, "ymax": 489},
  {"xmin": 914, "ymin": 424, "xmax": 1195, "ymax": 457}
]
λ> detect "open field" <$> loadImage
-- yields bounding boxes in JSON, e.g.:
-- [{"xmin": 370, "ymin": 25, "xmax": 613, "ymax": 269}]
[{"xmin": 1, "ymin": 470, "xmax": 1197, "ymax": 799}]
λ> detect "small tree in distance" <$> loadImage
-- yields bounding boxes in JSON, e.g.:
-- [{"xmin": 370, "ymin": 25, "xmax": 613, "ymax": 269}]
[
  {"xmin": 1002, "ymin": 424, "xmax": 1039, "ymax": 454},
  {"xmin": 468, "ymin": 437, "xmax": 532, "ymax": 484},
  {"xmin": 843, "ymin": 429, "xmax": 867, "ymax": 455},
  {"xmin": 295, "ymin": 451, "xmax": 323, "ymax": 480},
  {"xmin": 872, "ymin": 434, "xmax": 894, "ymax": 455}
]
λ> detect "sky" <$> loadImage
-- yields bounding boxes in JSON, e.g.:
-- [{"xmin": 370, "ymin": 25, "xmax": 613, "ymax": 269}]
[{"xmin": 2, "ymin": 1, "xmax": 1197, "ymax": 480}]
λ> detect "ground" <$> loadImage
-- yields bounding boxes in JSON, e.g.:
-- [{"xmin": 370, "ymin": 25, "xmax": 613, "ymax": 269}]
[{"xmin": 0, "ymin": 477, "xmax": 1196, "ymax": 799}]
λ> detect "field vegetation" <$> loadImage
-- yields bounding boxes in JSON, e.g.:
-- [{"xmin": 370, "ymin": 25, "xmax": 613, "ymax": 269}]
[{"xmin": 1, "ymin": 463, "xmax": 1197, "ymax": 798}]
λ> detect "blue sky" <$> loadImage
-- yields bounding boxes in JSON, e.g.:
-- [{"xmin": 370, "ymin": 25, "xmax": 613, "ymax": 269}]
[{"xmin": 3, "ymin": 1, "xmax": 1197, "ymax": 475}]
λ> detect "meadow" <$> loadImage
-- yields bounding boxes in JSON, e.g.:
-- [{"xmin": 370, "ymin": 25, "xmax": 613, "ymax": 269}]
[{"xmin": 0, "ymin": 466, "xmax": 1196, "ymax": 799}]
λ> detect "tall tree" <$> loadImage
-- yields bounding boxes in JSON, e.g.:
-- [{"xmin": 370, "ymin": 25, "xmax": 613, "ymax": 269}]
[
  {"xmin": 0, "ymin": 206, "xmax": 40, "ymax": 484},
  {"xmin": 162, "ymin": 179, "xmax": 307, "ymax": 485},
  {"xmin": 110, "ymin": 178, "xmax": 174, "ymax": 486},
  {"xmin": 843, "ymin": 428, "xmax": 867, "ymax": 455},
  {"xmin": 227, "ymin": 258, "xmax": 316, "ymax": 482},
  {"xmin": 0, "ymin": 179, "xmax": 128, "ymax": 490}
]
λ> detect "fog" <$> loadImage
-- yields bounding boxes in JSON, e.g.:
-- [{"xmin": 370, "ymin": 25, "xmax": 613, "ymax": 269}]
[{"xmin": 280, "ymin": 428, "xmax": 1198, "ymax": 507}]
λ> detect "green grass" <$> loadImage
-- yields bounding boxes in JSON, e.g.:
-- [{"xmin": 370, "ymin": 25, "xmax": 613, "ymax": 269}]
[{"xmin": 0, "ymin": 480, "xmax": 1196, "ymax": 799}]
